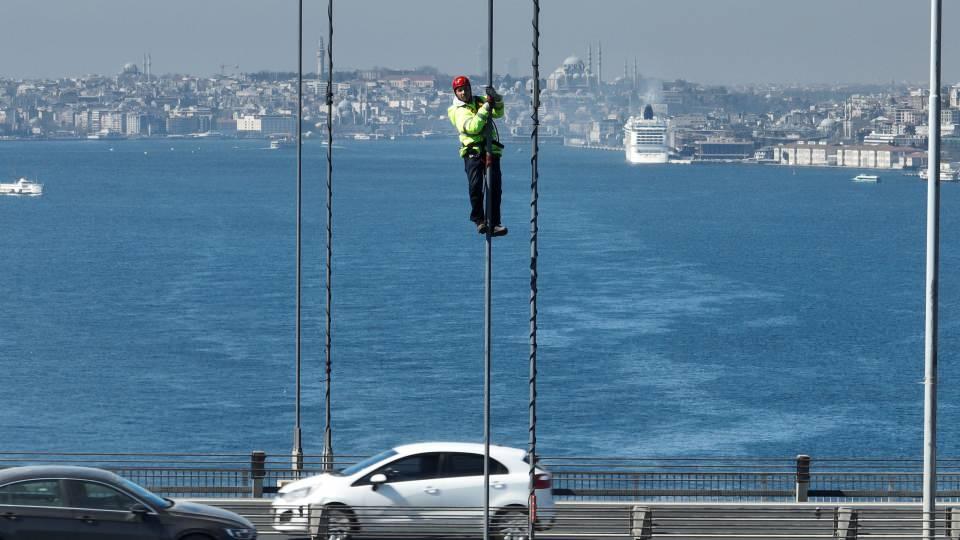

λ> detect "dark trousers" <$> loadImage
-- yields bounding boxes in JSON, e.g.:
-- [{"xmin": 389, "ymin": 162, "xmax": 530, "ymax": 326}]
[{"xmin": 464, "ymin": 154, "xmax": 502, "ymax": 226}]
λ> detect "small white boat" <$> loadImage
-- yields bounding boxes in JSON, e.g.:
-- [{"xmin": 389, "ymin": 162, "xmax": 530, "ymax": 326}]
[
  {"xmin": 353, "ymin": 134, "xmax": 371, "ymax": 141},
  {"xmin": 269, "ymin": 137, "xmax": 295, "ymax": 150},
  {"xmin": 0, "ymin": 178, "xmax": 43, "ymax": 196},
  {"xmin": 853, "ymin": 174, "xmax": 880, "ymax": 183}
]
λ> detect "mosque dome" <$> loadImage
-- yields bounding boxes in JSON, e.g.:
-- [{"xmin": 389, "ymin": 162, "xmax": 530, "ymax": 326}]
[
  {"xmin": 563, "ymin": 56, "xmax": 583, "ymax": 67},
  {"xmin": 122, "ymin": 62, "xmax": 140, "ymax": 74}
]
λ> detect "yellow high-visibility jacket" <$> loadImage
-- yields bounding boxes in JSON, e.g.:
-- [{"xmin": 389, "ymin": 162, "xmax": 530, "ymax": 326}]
[{"xmin": 447, "ymin": 95, "xmax": 504, "ymax": 157}]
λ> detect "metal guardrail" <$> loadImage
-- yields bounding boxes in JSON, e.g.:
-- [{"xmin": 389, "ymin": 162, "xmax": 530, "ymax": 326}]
[
  {"xmin": 7, "ymin": 452, "xmax": 960, "ymax": 503},
  {"xmin": 187, "ymin": 499, "xmax": 960, "ymax": 539}
]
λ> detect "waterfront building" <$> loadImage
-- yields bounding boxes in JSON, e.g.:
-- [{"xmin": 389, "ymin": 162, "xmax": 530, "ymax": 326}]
[
  {"xmin": 775, "ymin": 143, "xmax": 909, "ymax": 169},
  {"xmin": 589, "ymin": 116, "xmax": 623, "ymax": 146},
  {"xmin": 166, "ymin": 115, "xmax": 200, "ymax": 135},
  {"xmin": 260, "ymin": 115, "xmax": 295, "ymax": 137},
  {"xmin": 99, "ymin": 111, "xmax": 124, "ymax": 134},
  {"xmin": 776, "ymin": 142, "xmax": 830, "ymax": 166},
  {"xmin": 694, "ymin": 138, "xmax": 754, "ymax": 161},
  {"xmin": 835, "ymin": 145, "xmax": 903, "ymax": 169},
  {"xmin": 124, "ymin": 112, "xmax": 140, "ymax": 135},
  {"xmin": 236, "ymin": 115, "xmax": 261, "ymax": 134},
  {"xmin": 85, "ymin": 108, "xmax": 105, "ymax": 134}
]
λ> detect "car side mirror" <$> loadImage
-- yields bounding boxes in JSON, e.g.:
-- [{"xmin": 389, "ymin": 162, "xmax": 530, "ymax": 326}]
[
  {"xmin": 125, "ymin": 503, "xmax": 151, "ymax": 521},
  {"xmin": 369, "ymin": 473, "xmax": 387, "ymax": 491}
]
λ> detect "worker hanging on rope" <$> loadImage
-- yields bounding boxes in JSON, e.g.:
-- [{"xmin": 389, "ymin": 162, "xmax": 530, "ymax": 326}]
[{"xmin": 448, "ymin": 75, "xmax": 508, "ymax": 237}]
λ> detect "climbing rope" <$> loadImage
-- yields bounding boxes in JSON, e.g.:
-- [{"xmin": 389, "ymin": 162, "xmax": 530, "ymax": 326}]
[
  {"xmin": 323, "ymin": 0, "xmax": 335, "ymax": 473},
  {"xmin": 481, "ymin": 0, "xmax": 496, "ymax": 537},
  {"xmin": 528, "ymin": 0, "xmax": 541, "ymax": 537}
]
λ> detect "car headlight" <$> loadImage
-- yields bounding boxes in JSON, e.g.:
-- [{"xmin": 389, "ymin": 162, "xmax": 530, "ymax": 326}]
[
  {"xmin": 225, "ymin": 527, "xmax": 256, "ymax": 539},
  {"xmin": 276, "ymin": 486, "xmax": 312, "ymax": 502}
]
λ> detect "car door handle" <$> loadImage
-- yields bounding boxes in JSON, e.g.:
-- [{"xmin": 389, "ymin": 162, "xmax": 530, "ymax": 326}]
[
  {"xmin": 1, "ymin": 511, "xmax": 17, "ymax": 520},
  {"xmin": 77, "ymin": 515, "xmax": 96, "ymax": 524},
  {"xmin": 491, "ymin": 482, "xmax": 506, "ymax": 489},
  {"xmin": 423, "ymin": 487, "xmax": 439, "ymax": 494}
]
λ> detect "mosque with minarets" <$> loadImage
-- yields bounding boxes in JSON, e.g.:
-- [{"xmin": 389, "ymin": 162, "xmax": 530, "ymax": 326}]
[{"xmin": 547, "ymin": 43, "xmax": 602, "ymax": 92}]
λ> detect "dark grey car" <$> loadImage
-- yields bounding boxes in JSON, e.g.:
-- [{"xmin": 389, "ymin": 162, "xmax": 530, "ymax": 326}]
[{"xmin": 0, "ymin": 465, "xmax": 256, "ymax": 540}]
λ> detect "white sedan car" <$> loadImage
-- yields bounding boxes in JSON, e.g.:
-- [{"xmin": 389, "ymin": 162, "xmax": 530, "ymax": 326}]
[{"xmin": 272, "ymin": 442, "xmax": 555, "ymax": 539}]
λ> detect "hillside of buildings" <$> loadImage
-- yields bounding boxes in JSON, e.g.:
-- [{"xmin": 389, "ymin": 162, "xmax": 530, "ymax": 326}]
[{"xmin": 4, "ymin": 54, "xmax": 960, "ymax": 170}]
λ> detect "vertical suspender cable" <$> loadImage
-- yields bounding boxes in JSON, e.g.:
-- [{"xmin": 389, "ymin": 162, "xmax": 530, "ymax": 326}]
[
  {"xmin": 292, "ymin": 0, "xmax": 304, "ymax": 474},
  {"xmin": 482, "ymin": 1, "xmax": 494, "ymax": 540},
  {"xmin": 922, "ymin": 0, "xmax": 942, "ymax": 537},
  {"xmin": 323, "ymin": 0, "xmax": 335, "ymax": 473},
  {"xmin": 528, "ymin": 0, "xmax": 541, "ymax": 538}
]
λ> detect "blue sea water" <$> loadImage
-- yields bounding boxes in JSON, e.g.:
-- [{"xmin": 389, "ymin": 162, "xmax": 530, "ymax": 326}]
[{"xmin": 1, "ymin": 138, "xmax": 959, "ymax": 459}]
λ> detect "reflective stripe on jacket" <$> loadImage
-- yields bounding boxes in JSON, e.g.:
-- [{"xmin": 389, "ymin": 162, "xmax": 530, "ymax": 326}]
[{"xmin": 447, "ymin": 95, "xmax": 504, "ymax": 157}]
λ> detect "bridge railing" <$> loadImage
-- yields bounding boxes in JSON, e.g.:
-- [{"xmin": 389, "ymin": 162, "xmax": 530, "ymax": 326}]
[
  {"xmin": 164, "ymin": 500, "xmax": 960, "ymax": 539},
  {"xmin": 3, "ymin": 451, "xmax": 960, "ymax": 503}
]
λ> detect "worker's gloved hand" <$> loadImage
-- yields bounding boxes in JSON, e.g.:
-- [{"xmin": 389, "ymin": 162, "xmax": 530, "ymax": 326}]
[{"xmin": 485, "ymin": 87, "xmax": 497, "ymax": 107}]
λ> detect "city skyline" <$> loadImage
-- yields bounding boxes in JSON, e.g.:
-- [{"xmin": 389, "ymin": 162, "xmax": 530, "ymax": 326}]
[{"xmin": 4, "ymin": 0, "xmax": 960, "ymax": 85}]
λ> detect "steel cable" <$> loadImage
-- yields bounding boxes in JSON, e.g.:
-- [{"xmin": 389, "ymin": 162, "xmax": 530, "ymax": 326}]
[
  {"xmin": 292, "ymin": 0, "xmax": 304, "ymax": 475},
  {"xmin": 528, "ymin": 0, "xmax": 540, "ymax": 539},
  {"xmin": 323, "ymin": 0, "xmax": 335, "ymax": 473}
]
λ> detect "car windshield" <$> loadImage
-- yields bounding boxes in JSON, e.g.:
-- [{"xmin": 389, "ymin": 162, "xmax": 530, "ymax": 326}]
[
  {"xmin": 336, "ymin": 449, "xmax": 398, "ymax": 477},
  {"xmin": 117, "ymin": 477, "xmax": 173, "ymax": 509}
]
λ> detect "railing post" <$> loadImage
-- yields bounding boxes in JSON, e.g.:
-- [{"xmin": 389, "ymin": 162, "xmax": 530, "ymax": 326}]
[
  {"xmin": 251, "ymin": 450, "xmax": 266, "ymax": 498},
  {"xmin": 630, "ymin": 506, "xmax": 652, "ymax": 540},
  {"xmin": 948, "ymin": 506, "xmax": 960, "ymax": 540},
  {"xmin": 796, "ymin": 454, "xmax": 811, "ymax": 502},
  {"xmin": 835, "ymin": 507, "xmax": 857, "ymax": 539}
]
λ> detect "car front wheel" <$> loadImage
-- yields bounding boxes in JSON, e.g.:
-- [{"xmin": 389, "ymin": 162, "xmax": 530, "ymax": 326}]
[{"xmin": 321, "ymin": 506, "xmax": 354, "ymax": 540}]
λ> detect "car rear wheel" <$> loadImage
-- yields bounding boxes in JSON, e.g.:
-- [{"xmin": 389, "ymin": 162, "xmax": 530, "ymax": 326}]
[
  {"xmin": 322, "ymin": 506, "xmax": 354, "ymax": 540},
  {"xmin": 495, "ymin": 508, "xmax": 529, "ymax": 540}
]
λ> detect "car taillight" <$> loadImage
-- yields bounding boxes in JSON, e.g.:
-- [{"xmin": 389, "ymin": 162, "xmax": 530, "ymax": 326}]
[{"xmin": 533, "ymin": 473, "xmax": 551, "ymax": 490}]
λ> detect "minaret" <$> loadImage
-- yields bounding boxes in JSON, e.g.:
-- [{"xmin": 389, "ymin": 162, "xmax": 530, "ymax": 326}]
[
  {"xmin": 597, "ymin": 42, "xmax": 602, "ymax": 86},
  {"xmin": 587, "ymin": 42, "xmax": 593, "ymax": 81},
  {"xmin": 634, "ymin": 57, "xmax": 639, "ymax": 89},
  {"xmin": 317, "ymin": 39, "xmax": 325, "ymax": 97},
  {"xmin": 317, "ymin": 38, "xmax": 325, "ymax": 80},
  {"xmin": 146, "ymin": 54, "xmax": 152, "ymax": 83}
]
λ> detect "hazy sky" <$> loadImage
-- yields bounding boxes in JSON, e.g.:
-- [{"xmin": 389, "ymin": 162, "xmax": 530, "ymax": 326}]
[{"xmin": 4, "ymin": 0, "xmax": 958, "ymax": 85}]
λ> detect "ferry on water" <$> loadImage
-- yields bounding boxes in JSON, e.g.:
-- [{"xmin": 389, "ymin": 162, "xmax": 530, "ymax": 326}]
[
  {"xmin": 624, "ymin": 105, "xmax": 669, "ymax": 164},
  {"xmin": 0, "ymin": 178, "xmax": 43, "ymax": 196},
  {"xmin": 853, "ymin": 174, "xmax": 879, "ymax": 183},
  {"xmin": 269, "ymin": 137, "xmax": 295, "ymax": 150},
  {"xmin": 919, "ymin": 162, "xmax": 959, "ymax": 181}
]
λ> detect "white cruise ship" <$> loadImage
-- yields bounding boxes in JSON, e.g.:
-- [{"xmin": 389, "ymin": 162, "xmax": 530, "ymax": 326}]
[
  {"xmin": 0, "ymin": 178, "xmax": 43, "ymax": 196},
  {"xmin": 624, "ymin": 105, "xmax": 669, "ymax": 164}
]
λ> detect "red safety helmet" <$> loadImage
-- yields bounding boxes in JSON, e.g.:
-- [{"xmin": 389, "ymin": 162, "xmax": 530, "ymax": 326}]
[{"xmin": 452, "ymin": 75, "xmax": 470, "ymax": 90}]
